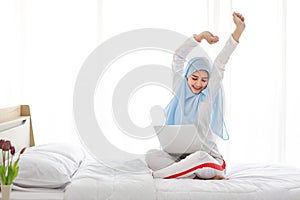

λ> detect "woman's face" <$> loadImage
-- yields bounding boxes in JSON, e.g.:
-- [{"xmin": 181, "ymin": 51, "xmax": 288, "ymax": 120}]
[{"xmin": 187, "ymin": 70, "xmax": 209, "ymax": 94}]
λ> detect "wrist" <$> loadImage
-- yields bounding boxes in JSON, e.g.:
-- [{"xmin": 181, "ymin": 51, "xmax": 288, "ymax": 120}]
[
  {"xmin": 236, "ymin": 23, "xmax": 245, "ymax": 32},
  {"xmin": 193, "ymin": 34, "xmax": 204, "ymax": 42}
]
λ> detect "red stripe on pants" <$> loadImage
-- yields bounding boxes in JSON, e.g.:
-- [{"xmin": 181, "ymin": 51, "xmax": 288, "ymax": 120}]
[{"xmin": 164, "ymin": 160, "xmax": 226, "ymax": 179}]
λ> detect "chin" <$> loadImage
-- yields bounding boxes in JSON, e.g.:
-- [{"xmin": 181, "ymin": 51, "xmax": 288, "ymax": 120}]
[{"xmin": 192, "ymin": 90, "xmax": 201, "ymax": 94}]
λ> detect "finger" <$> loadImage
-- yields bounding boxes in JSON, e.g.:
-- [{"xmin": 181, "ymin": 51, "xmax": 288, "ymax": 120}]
[
  {"xmin": 240, "ymin": 15, "xmax": 245, "ymax": 22},
  {"xmin": 237, "ymin": 14, "xmax": 244, "ymax": 22},
  {"xmin": 233, "ymin": 12, "xmax": 245, "ymax": 22},
  {"xmin": 233, "ymin": 12, "xmax": 242, "ymax": 18},
  {"xmin": 209, "ymin": 37, "xmax": 219, "ymax": 44},
  {"xmin": 208, "ymin": 38, "xmax": 216, "ymax": 44},
  {"xmin": 206, "ymin": 31, "xmax": 214, "ymax": 37},
  {"xmin": 236, "ymin": 13, "xmax": 243, "ymax": 19},
  {"xmin": 212, "ymin": 36, "xmax": 219, "ymax": 42}
]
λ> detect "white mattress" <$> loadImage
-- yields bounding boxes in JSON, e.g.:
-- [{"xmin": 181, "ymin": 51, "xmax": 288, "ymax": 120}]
[
  {"xmin": 155, "ymin": 163, "xmax": 300, "ymax": 200},
  {"xmin": 10, "ymin": 191, "xmax": 64, "ymax": 200}
]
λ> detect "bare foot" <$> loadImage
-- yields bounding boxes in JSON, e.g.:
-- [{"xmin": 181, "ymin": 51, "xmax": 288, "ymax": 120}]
[
  {"xmin": 208, "ymin": 175, "xmax": 226, "ymax": 180},
  {"xmin": 193, "ymin": 175, "xmax": 228, "ymax": 180}
]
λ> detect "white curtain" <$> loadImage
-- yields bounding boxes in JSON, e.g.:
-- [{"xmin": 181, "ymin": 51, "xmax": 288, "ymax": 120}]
[
  {"xmin": 0, "ymin": 0, "xmax": 99, "ymax": 145},
  {"xmin": 1, "ymin": 0, "xmax": 300, "ymax": 166},
  {"xmin": 0, "ymin": 1, "xmax": 24, "ymax": 106},
  {"xmin": 99, "ymin": 0, "xmax": 300, "ymax": 166}
]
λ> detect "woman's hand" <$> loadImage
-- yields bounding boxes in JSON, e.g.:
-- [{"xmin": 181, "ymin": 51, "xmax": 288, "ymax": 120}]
[
  {"xmin": 233, "ymin": 12, "xmax": 245, "ymax": 31},
  {"xmin": 232, "ymin": 12, "xmax": 245, "ymax": 42},
  {"xmin": 194, "ymin": 31, "xmax": 219, "ymax": 44}
]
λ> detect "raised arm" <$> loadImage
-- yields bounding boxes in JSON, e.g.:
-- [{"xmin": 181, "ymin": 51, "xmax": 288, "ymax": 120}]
[
  {"xmin": 232, "ymin": 12, "xmax": 246, "ymax": 42},
  {"xmin": 195, "ymin": 12, "xmax": 245, "ymax": 141},
  {"xmin": 208, "ymin": 12, "xmax": 245, "ymax": 98}
]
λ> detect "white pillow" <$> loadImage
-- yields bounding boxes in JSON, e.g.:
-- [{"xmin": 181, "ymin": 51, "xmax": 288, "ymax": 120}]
[{"xmin": 13, "ymin": 143, "xmax": 86, "ymax": 189}]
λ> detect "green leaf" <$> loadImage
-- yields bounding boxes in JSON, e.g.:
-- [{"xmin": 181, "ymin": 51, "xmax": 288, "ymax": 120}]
[
  {"xmin": 12, "ymin": 167, "xmax": 19, "ymax": 182},
  {"xmin": 7, "ymin": 165, "xmax": 17, "ymax": 185},
  {"xmin": 13, "ymin": 158, "xmax": 20, "ymax": 168},
  {"xmin": 0, "ymin": 165, "xmax": 5, "ymax": 174},
  {"xmin": 0, "ymin": 165, "xmax": 7, "ymax": 185}
]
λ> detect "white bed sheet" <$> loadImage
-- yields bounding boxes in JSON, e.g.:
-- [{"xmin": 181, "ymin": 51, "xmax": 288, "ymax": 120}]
[
  {"xmin": 6, "ymin": 184, "xmax": 65, "ymax": 200},
  {"xmin": 155, "ymin": 163, "xmax": 300, "ymax": 200}
]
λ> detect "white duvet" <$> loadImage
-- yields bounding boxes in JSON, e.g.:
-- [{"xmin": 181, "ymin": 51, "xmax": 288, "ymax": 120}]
[
  {"xmin": 64, "ymin": 158, "xmax": 155, "ymax": 200},
  {"xmin": 64, "ymin": 158, "xmax": 300, "ymax": 200},
  {"xmin": 8, "ymin": 143, "xmax": 300, "ymax": 200},
  {"xmin": 155, "ymin": 163, "xmax": 300, "ymax": 200}
]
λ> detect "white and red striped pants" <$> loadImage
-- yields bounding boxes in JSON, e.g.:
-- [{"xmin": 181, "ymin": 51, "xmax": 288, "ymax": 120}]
[{"xmin": 145, "ymin": 149, "xmax": 225, "ymax": 179}]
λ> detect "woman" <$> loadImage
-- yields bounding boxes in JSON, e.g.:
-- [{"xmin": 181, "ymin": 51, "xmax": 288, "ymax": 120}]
[{"xmin": 146, "ymin": 12, "xmax": 245, "ymax": 180}]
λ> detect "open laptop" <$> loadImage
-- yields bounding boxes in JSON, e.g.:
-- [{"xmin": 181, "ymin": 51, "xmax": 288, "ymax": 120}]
[{"xmin": 153, "ymin": 124, "xmax": 203, "ymax": 154}]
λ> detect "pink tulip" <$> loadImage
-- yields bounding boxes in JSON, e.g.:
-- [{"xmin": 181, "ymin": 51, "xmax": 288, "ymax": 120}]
[
  {"xmin": 20, "ymin": 147, "xmax": 26, "ymax": 154},
  {"xmin": 10, "ymin": 146, "xmax": 15, "ymax": 155},
  {"xmin": 0, "ymin": 139, "xmax": 25, "ymax": 185},
  {"xmin": 0, "ymin": 139, "xmax": 4, "ymax": 149},
  {"xmin": 2, "ymin": 140, "xmax": 11, "ymax": 151}
]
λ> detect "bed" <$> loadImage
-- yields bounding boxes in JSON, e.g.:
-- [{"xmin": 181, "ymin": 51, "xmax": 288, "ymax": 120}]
[{"xmin": 1, "ymin": 105, "xmax": 300, "ymax": 200}]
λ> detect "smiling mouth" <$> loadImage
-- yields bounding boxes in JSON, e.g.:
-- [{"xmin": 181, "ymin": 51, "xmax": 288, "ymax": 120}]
[
  {"xmin": 192, "ymin": 86, "xmax": 201, "ymax": 91},
  {"xmin": 192, "ymin": 87, "xmax": 202, "ymax": 94}
]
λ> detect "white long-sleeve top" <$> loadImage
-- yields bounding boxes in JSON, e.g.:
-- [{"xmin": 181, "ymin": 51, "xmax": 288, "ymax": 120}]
[{"xmin": 172, "ymin": 35, "xmax": 238, "ymax": 159}]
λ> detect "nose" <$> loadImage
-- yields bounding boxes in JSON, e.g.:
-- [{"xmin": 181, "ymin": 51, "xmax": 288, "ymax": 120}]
[{"xmin": 195, "ymin": 80, "xmax": 202, "ymax": 87}]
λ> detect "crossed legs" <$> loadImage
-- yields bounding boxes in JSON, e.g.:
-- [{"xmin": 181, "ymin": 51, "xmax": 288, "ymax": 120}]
[{"xmin": 145, "ymin": 149, "xmax": 225, "ymax": 179}]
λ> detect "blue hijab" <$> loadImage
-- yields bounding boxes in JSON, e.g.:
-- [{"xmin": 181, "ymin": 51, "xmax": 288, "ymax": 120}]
[{"xmin": 164, "ymin": 57, "xmax": 229, "ymax": 140}]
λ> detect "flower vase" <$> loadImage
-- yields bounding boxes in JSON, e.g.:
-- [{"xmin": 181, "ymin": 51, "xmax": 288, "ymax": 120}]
[{"xmin": 1, "ymin": 184, "xmax": 12, "ymax": 200}]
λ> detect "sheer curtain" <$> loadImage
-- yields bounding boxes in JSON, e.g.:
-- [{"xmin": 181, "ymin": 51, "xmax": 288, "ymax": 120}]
[
  {"xmin": 286, "ymin": 0, "xmax": 300, "ymax": 167},
  {"xmin": 98, "ymin": 0, "xmax": 300, "ymax": 166},
  {"xmin": 1, "ymin": 0, "xmax": 299, "ymax": 166},
  {"xmin": 0, "ymin": 1, "xmax": 24, "ymax": 106},
  {"xmin": 0, "ymin": 0, "xmax": 99, "ymax": 145}
]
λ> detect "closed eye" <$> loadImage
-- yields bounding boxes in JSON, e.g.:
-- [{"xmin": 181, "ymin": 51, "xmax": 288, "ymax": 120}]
[{"xmin": 202, "ymin": 78, "xmax": 208, "ymax": 82}]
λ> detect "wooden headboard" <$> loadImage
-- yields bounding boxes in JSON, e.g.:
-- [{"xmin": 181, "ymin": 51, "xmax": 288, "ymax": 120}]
[{"xmin": 0, "ymin": 105, "xmax": 35, "ymax": 150}]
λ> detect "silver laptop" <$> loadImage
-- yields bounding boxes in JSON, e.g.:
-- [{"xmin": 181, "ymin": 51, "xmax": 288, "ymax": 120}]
[{"xmin": 153, "ymin": 124, "xmax": 203, "ymax": 154}]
